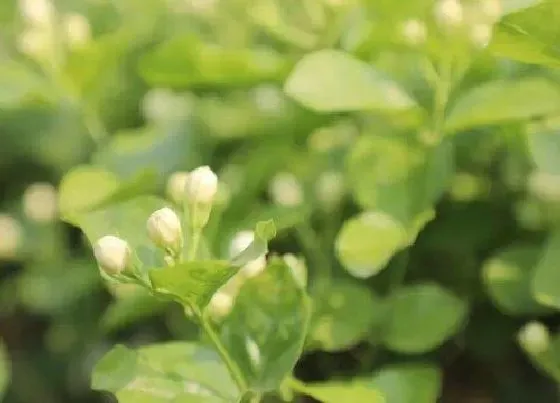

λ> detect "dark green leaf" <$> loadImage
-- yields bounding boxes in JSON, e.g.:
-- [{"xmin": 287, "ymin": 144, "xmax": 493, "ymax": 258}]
[
  {"xmin": 219, "ymin": 257, "xmax": 311, "ymax": 392},
  {"xmin": 369, "ymin": 363, "xmax": 442, "ymax": 403},
  {"xmin": 284, "ymin": 49, "xmax": 416, "ymax": 112},
  {"xmin": 383, "ymin": 283, "xmax": 468, "ymax": 353},
  {"xmin": 482, "ymin": 244, "xmax": 551, "ymax": 316}
]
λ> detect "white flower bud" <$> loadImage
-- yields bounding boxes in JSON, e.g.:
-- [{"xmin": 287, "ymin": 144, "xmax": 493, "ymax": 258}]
[
  {"xmin": 480, "ymin": 0, "xmax": 501, "ymax": 22},
  {"xmin": 23, "ymin": 182, "xmax": 57, "ymax": 223},
  {"xmin": 401, "ymin": 19, "xmax": 427, "ymax": 46},
  {"xmin": 17, "ymin": 28, "xmax": 53, "ymax": 60},
  {"xmin": 518, "ymin": 321, "xmax": 550, "ymax": 355},
  {"xmin": 470, "ymin": 23, "xmax": 493, "ymax": 49},
  {"xmin": 269, "ymin": 172, "xmax": 304, "ymax": 207},
  {"xmin": 186, "ymin": 166, "xmax": 219, "ymax": 205},
  {"xmin": 229, "ymin": 230, "xmax": 266, "ymax": 278},
  {"xmin": 94, "ymin": 236, "xmax": 131, "ymax": 275},
  {"xmin": 208, "ymin": 291, "xmax": 234, "ymax": 319},
  {"xmin": 434, "ymin": 0, "xmax": 464, "ymax": 29},
  {"xmin": 63, "ymin": 13, "xmax": 91, "ymax": 49},
  {"xmin": 19, "ymin": 0, "xmax": 55, "ymax": 27},
  {"xmin": 166, "ymin": 171, "xmax": 190, "ymax": 204},
  {"xmin": 147, "ymin": 208, "xmax": 183, "ymax": 253},
  {"xmin": 0, "ymin": 214, "xmax": 23, "ymax": 259}
]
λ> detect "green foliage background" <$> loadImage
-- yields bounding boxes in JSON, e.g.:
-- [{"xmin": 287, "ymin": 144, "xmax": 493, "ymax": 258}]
[{"xmin": 1, "ymin": 0, "xmax": 560, "ymax": 402}]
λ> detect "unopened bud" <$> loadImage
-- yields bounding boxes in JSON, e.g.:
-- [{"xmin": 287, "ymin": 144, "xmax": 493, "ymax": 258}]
[
  {"xmin": 63, "ymin": 13, "xmax": 91, "ymax": 49},
  {"xmin": 518, "ymin": 321, "xmax": 550, "ymax": 355},
  {"xmin": 23, "ymin": 182, "xmax": 57, "ymax": 223},
  {"xmin": 208, "ymin": 291, "xmax": 234, "ymax": 320},
  {"xmin": 94, "ymin": 236, "xmax": 131, "ymax": 275},
  {"xmin": 186, "ymin": 166, "xmax": 219, "ymax": 205},
  {"xmin": 19, "ymin": 0, "xmax": 54, "ymax": 27},
  {"xmin": 166, "ymin": 171, "xmax": 190, "ymax": 204},
  {"xmin": 147, "ymin": 208, "xmax": 183, "ymax": 254},
  {"xmin": 480, "ymin": 0, "xmax": 501, "ymax": 22},
  {"xmin": 0, "ymin": 214, "xmax": 23, "ymax": 259},
  {"xmin": 269, "ymin": 172, "xmax": 304, "ymax": 207},
  {"xmin": 229, "ymin": 230, "xmax": 266, "ymax": 278},
  {"xmin": 434, "ymin": 0, "xmax": 464, "ymax": 29},
  {"xmin": 470, "ymin": 23, "xmax": 493, "ymax": 49},
  {"xmin": 401, "ymin": 19, "xmax": 427, "ymax": 46}
]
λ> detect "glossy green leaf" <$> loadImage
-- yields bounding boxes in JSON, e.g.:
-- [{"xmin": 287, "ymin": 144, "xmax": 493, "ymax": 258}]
[
  {"xmin": 284, "ymin": 49, "xmax": 416, "ymax": 112},
  {"xmin": 383, "ymin": 283, "xmax": 468, "ymax": 353},
  {"xmin": 150, "ymin": 260, "xmax": 238, "ymax": 312},
  {"xmin": 59, "ymin": 165, "xmax": 157, "ymax": 222},
  {"xmin": 139, "ymin": 35, "xmax": 289, "ymax": 88},
  {"xmin": 490, "ymin": 1, "xmax": 560, "ymax": 68},
  {"xmin": 219, "ymin": 257, "xmax": 311, "ymax": 392},
  {"xmin": 532, "ymin": 230, "xmax": 560, "ymax": 308},
  {"xmin": 309, "ymin": 280, "xmax": 384, "ymax": 352},
  {"xmin": 336, "ymin": 211, "xmax": 408, "ymax": 278},
  {"xmin": 369, "ymin": 363, "xmax": 442, "ymax": 403},
  {"xmin": 445, "ymin": 78, "xmax": 560, "ymax": 132},
  {"xmin": 72, "ymin": 196, "xmax": 170, "ymax": 274},
  {"xmin": 0, "ymin": 340, "xmax": 9, "ymax": 399},
  {"xmin": 482, "ymin": 244, "xmax": 551, "ymax": 316},
  {"xmin": 92, "ymin": 343, "xmax": 238, "ymax": 402},
  {"xmin": 291, "ymin": 380, "xmax": 383, "ymax": 403}
]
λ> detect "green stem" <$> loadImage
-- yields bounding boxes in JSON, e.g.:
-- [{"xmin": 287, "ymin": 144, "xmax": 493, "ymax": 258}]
[
  {"xmin": 187, "ymin": 230, "xmax": 201, "ymax": 261},
  {"xmin": 200, "ymin": 314, "xmax": 248, "ymax": 392}
]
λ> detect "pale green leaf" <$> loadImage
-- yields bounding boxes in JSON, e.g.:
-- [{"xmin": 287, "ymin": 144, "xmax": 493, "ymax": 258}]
[{"xmin": 532, "ymin": 230, "xmax": 560, "ymax": 308}]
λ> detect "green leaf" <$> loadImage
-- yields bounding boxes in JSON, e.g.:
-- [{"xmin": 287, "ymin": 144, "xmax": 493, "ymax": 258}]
[
  {"xmin": 0, "ymin": 340, "xmax": 9, "ymax": 400},
  {"xmin": 219, "ymin": 257, "xmax": 311, "ymax": 392},
  {"xmin": 445, "ymin": 78, "xmax": 560, "ymax": 132},
  {"xmin": 532, "ymin": 230, "xmax": 560, "ymax": 308},
  {"xmin": 139, "ymin": 35, "xmax": 289, "ymax": 88},
  {"xmin": 369, "ymin": 363, "xmax": 442, "ymax": 403},
  {"xmin": 284, "ymin": 49, "xmax": 416, "ymax": 112},
  {"xmin": 336, "ymin": 211, "xmax": 408, "ymax": 278},
  {"xmin": 490, "ymin": 1, "xmax": 560, "ymax": 68},
  {"xmin": 482, "ymin": 244, "xmax": 551, "ymax": 316},
  {"xmin": 72, "ymin": 196, "xmax": 170, "ymax": 274},
  {"xmin": 383, "ymin": 283, "xmax": 468, "ymax": 353},
  {"xmin": 518, "ymin": 323, "xmax": 560, "ymax": 382},
  {"xmin": 291, "ymin": 380, "xmax": 383, "ymax": 403},
  {"xmin": 309, "ymin": 281, "xmax": 384, "ymax": 352},
  {"xmin": 92, "ymin": 343, "xmax": 238, "ymax": 402},
  {"xmin": 527, "ymin": 128, "xmax": 560, "ymax": 175},
  {"xmin": 58, "ymin": 165, "xmax": 157, "ymax": 222},
  {"xmin": 150, "ymin": 260, "xmax": 238, "ymax": 312}
]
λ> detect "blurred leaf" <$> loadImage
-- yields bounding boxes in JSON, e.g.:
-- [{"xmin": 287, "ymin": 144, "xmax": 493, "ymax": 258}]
[
  {"xmin": 336, "ymin": 211, "xmax": 408, "ymax": 278},
  {"xmin": 527, "ymin": 128, "xmax": 560, "ymax": 175},
  {"xmin": 445, "ymin": 78, "xmax": 560, "ymax": 132},
  {"xmin": 219, "ymin": 257, "xmax": 311, "ymax": 392},
  {"xmin": 102, "ymin": 287, "xmax": 169, "ymax": 333},
  {"xmin": 369, "ymin": 363, "xmax": 442, "ymax": 403},
  {"xmin": 93, "ymin": 125, "xmax": 196, "ymax": 182},
  {"xmin": 532, "ymin": 230, "xmax": 560, "ymax": 308},
  {"xmin": 490, "ymin": 0, "xmax": 560, "ymax": 68},
  {"xmin": 59, "ymin": 165, "xmax": 157, "ymax": 222},
  {"xmin": 383, "ymin": 283, "xmax": 468, "ymax": 353},
  {"xmin": 309, "ymin": 280, "xmax": 384, "ymax": 352},
  {"xmin": 150, "ymin": 260, "xmax": 238, "ymax": 313},
  {"xmin": 0, "ymin": 340, "xmax": 8, "ymax": 400},
  {"xmin": 284, "ymin": 49, "xmax": 416, "ymax": 112},
  {"xmin": 482, "ymin": 244, "xmax": 551, "ymax": 316},
  {"xmin": 139, "ymin": 35, "xmax": 290, "ymax": 88},
  {"xmin": 92, "ymin": 343, "xmax": 237, "ymax": 402},
  {"xmin": 291, "ymin": 380, "xmax": 383, "ymax": 403},
  {"xmin": 72, "ymin": 196, "xmax": 169, "ymax": 275},
  {"xmin": 0, "ymin": 61, "xmax": 46, "ymax": 108}
]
